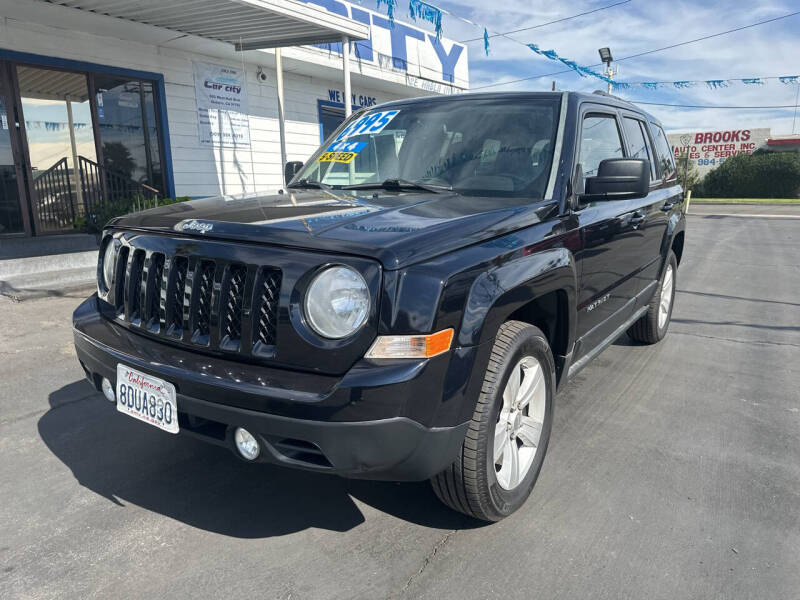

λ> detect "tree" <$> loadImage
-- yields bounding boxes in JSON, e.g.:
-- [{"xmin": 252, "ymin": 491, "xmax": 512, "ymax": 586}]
[
  {"xmin": 676, "ymin": 152, "xmax": 701, "ymax": 193},
  {"xmin": 102, "ymin": 141, "xmax": 136, "ymax": 179}
]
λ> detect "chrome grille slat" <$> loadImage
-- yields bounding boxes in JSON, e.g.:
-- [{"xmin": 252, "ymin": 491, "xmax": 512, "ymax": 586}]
[
  {"xmin": 144, "ymin": 253, "xmax": 165, "ymax": 331},
  {"xmin": 253, "ymin": 267, "xmax": 281, "ymax": 356},
  {"xmin": 191, "ymin": 260, "xmax": 215, "ymax": 345},
  {"xmin": 166, "ymin": 256, "xmax": 188, "ymax": 337},
  {"xmin": 113, "ymin": 246, "xmax": 129, "ymax": 314},
  {"xmin": 125, "ymin": 249, "xmax": 145, "ymax": 323},
  {"xmin": 220, "ymin": 264, "xmax": 246, "ymax": 351}
]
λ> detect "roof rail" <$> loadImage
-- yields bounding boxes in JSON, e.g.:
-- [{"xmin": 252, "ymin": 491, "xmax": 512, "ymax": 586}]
[{"xmin": 592, "ymin": 89, "xmax": 632, "ymax": 102}]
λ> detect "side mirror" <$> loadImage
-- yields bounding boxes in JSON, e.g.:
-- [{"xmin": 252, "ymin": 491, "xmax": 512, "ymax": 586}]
[
  {"xmin": 583, "ymin": 158, "xmax": 650, "ymax": 201},
  {"xmin": 284, "ymin": 161, "xmax": 303, "ymax": 185}
]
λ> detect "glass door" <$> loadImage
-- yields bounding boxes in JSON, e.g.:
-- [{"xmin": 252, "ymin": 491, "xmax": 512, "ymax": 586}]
[
  {"xmin": 0, "ymin": 63, "xmax": 29, "ymax": 236},
  {"xmin": 16, "ymin": 65, "xmax": 96, "ymax": 233}
]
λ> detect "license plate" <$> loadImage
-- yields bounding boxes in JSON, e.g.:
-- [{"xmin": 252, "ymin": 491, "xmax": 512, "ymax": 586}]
[{"xmin": 116, "ymin": 364, "xmax": 179, "ymax": 434}]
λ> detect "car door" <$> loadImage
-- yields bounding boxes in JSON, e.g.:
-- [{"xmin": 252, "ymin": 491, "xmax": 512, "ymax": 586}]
[
  {"xmin": 572, "ymin": 106, "xmax": 643, "ymax": 357},
  {"xmin": 619, "ymin": 112, "xmax": 674, "ymax": 302}
]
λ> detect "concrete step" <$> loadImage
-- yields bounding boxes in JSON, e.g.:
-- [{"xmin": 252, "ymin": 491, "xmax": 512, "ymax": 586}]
[
  {"xmin": 0, "ymin": 266, "xmax": 96, "ymax": 300},
  {"xmin": 0, "ymin": 249, "xmax": 98, "ymax": 278},
  {"xmin": 0, "ymin": 233, "xmax": 99, "ymax": 260},
  {"xmin": 0, "ymin": 233, "xmax": 99, "ymax": 299}
]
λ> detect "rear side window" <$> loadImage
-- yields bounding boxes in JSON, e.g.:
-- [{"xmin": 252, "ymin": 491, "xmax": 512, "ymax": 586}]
[
  {"xmin": 623, "ymin": 117, "xmax": 657, "ymax": 181},
  {"xmin": 579, "ymin": 115, "xmax": 624, "ymax": 177},
  {"xmin": 650, "ymin": 123, "xmax": 677, "ymax": 181}
]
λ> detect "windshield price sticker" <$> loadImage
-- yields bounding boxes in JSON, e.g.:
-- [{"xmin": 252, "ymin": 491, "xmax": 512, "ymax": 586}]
[
  {"xmin": 335, "ymin": 110, "xmax": 400, "ymax": 141},
  {"xmin": 319, "ymin": 151, "xmax": 358, "ymax": 163}
]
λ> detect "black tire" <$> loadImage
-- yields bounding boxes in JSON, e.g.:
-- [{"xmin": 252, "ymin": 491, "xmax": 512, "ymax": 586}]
[
  {"xmin": 431, "ymin": 321, "xmax": 555, "ymax": 522},
  {"xmin": 627, "ymin": 250, "xmax": 678, "ymax": 344}
]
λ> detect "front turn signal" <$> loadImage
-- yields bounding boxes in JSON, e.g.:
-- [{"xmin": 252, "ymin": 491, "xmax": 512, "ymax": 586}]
[{"xmin": 365, "ymin": 328, "xmax": 454, "ymax": 359}]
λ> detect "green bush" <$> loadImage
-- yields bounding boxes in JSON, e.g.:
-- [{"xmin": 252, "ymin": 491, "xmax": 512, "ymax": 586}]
[{"xmin": 700, "ymin": 152, "xmax": 800, "ymax": 198}]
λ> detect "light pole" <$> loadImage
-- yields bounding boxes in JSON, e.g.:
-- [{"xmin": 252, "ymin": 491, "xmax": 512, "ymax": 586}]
[{"xmin": 598, "ymin": 47, "xmax": 614, "ymax": 94}]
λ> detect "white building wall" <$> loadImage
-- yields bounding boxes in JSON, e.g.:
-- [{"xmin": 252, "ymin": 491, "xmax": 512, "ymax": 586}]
[{"xmin": 0, "ymin": 11, "xmax": 440, "ymax": 199}]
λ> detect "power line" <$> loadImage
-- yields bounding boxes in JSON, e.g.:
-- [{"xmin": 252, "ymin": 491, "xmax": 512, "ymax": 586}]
[
  {"xmin": 634, "ymin": 101, "xmax": 800, "ymax": 109},
  {"xmin": 473, "ymin": 10, "xmax": 800, "ymax": 90},
  {"xmin": 459, "ymin": 0, "xmax": 632, "ymax": 43},
  {"xmin": 612, "ymin": 10, "xmax": 800, "ymax": 64}
]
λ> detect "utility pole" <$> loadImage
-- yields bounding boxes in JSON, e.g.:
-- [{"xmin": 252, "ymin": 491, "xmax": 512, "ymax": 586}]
[{"xmin": 598, "ymin": 47, "xmax": 614, "ymax": 94}]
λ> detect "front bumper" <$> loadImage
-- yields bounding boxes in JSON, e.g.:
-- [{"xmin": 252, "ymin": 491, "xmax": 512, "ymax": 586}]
[{"xmin": 73, "ymin": 295, "xmax": 475, "ymax": 480}]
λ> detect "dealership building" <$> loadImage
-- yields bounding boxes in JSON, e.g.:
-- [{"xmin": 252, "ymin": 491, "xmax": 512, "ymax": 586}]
[{"xmin": 0, "ymin": 0, "xmax": 468, "ymax": 239}]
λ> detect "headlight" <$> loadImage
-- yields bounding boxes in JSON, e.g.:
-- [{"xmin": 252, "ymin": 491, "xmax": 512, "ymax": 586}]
[
  {"xmin": 100, "ymin": 239, "xmax": 116, "ymax": 292},
  {"xmin": 304, "ymin": 266, "xmax": 370, "ymax": 339}
]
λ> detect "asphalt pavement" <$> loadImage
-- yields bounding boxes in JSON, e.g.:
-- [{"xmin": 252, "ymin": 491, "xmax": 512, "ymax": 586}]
[{"xmin": 1, "ymin": 209, "xmax": 798, "ymax": 599}]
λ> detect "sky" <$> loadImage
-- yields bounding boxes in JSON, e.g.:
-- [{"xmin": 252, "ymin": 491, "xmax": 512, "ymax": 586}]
[{"xmin": 429, "ymin": 0, "xmax": 800, "ymax": 134}]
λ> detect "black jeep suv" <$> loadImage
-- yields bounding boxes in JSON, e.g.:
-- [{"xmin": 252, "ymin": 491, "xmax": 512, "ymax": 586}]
[{"xmin": 73, "ymin": 92, "xmax": 685, "ymax": 521}]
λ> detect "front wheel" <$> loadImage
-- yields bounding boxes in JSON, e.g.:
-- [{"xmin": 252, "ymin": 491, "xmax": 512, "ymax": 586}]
[{"xmin": 431, "ymin": 321, "xmax": 555, "ymax": 521}]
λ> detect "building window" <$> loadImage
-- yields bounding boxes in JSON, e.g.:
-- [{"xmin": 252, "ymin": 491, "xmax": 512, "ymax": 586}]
[{"xmin": 95, "ymin": 76, "xmax": 165, "ymax": 193}]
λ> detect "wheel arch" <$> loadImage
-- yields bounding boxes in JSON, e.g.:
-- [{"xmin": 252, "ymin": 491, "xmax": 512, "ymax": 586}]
[{"xmin": 457, "ymin": 247, "xmax": 577, "ymax": 385}]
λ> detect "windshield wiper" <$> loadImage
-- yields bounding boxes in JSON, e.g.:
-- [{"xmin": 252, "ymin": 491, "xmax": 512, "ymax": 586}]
[
  {"xmin": 342, "ymin": 178, "xmax": 451, "ymax": 194},
  {"xmin": 287, "ymin": 178, "xmax": 333, "ymax": 192},
  {"xmin": 287, "ymin": 178, "xmax": 363, "ymax": 207}
]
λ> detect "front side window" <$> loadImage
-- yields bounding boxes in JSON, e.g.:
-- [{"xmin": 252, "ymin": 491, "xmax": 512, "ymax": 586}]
[
  {"xmin": 651, "ymin": 123, "xmax": 677, "ymax": 182},
  {"xmin": 295, "ymin": 98, "xmax": 561, "ymax": 198},
  {"xmin": 623, "ymin": 117, "xmax": 657, "ymax": 180},
  {"xmin": 578, "ymin": 114, "xmax": 624, "ymax": 177}
]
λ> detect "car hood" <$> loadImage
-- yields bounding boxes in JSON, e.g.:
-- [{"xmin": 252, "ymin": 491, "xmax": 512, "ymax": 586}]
[{"xmin": 108, "ymin": 189, "xmax": 557, "ymax": 269}]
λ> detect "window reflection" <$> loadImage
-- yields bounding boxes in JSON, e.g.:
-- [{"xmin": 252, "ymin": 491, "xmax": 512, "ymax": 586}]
[{"xmin": 95, "ymin": 76, "xmax": 163, "ymax": 192}]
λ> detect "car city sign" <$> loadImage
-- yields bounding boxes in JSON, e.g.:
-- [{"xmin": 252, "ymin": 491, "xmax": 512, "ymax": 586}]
[
  {"xmin": 668, "ymin": 128, "xmax": 771, "ymax": 176},
  {"xmin": 296, "ymin": 0, "xmax": 468, "ymax": 88}
]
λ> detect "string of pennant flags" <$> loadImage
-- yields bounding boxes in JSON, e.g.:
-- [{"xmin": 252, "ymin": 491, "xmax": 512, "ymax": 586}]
[
  {"xmin": 369, "ymin": 1, "xmax": 800, "ymax": 94},
  {"xmin": 617, "ymin": 75, "xmax": 800, "ymax": 90},
  {"xmin": 22, "ymin": 120, "xmax": 145, "ymax": 133},
  {"xmin": 527, "ymin": 42, "xmax": 800, "ymax": 90}
]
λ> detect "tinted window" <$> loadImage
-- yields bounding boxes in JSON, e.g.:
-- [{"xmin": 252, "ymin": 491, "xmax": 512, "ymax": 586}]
[
  {"xmin": 297, "ymin": 99, "xmax": 560, "ymax": 198},
  {"xmin": 579, "ymin": 115, "xmax": 623, "ymax": 177},
  {"xmin": 651, "ymin": 123, "xmax": 676, "ymax": 181},
  {"xmin": 623, "ymin": 117, "xmax": 657, "ymax": 180}
]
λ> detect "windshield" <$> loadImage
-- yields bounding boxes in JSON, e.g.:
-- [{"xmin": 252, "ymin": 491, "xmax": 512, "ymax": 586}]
[{"xmin": 293, "ymin": 98, "xmax": 561, "ymax": 198}]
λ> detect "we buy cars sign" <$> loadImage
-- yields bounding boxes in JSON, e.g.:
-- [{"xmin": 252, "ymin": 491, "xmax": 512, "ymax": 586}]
[{"xmin": 668, "ymin": 128, "xmax": 771, "ymax": 176}]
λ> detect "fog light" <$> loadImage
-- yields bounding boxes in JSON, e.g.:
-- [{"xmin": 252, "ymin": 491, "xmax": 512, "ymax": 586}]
[
  {"xmin": 234, "ymin": 427, "xmax": 260, "ymax": 460},
  {"xmin": 101, "ymin": 377, "xmax": 116, "ymax": 402}
]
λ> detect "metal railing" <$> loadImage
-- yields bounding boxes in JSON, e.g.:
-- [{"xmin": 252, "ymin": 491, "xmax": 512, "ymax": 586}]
[
  {"xmin": 31, "ymin": 157, "xmax": 77, "ymax": 233},
  {"xmin": 31, "ymin": 156, "xmax": 161, "ymax": 233},
  {"xmin": 79, "ymin": 156, "xmax": 160, "ymax": 228}
]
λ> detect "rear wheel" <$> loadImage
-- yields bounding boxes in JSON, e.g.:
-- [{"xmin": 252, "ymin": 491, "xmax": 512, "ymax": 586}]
[
  {"xmin": 627, "ymin": 250, "xmax": 677, "ymax": 344},
  {"xmin": 431, "ymin": 321, "xmax": 555, "ymax": 521}
]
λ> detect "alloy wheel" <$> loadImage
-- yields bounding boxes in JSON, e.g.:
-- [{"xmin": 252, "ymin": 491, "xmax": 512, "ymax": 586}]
[{"xmin": 494, "ymin": 356, "xmax": 547, "ymax": 490}]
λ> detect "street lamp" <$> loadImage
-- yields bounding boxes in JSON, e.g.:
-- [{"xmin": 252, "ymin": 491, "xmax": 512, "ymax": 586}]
[{"xmin": 598, "ymin": 47, "xmax": 615, "ymax": 94}]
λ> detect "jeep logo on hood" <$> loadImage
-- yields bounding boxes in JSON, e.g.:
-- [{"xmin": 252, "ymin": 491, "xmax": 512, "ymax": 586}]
[{"xmin": 181, "ymin": 220, "xmax": 213, "ymax": 233}]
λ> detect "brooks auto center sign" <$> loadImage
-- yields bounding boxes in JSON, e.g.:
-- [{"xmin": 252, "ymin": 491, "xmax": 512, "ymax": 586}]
[{"xmin": 668, "ymin": 128, "xmax": 771, "ymax": 177}]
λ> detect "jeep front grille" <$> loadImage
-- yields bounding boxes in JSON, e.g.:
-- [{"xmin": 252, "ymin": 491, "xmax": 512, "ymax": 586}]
[{"xmin": 110, "ymin": 248, "xmax": 282, "ymax": 359}]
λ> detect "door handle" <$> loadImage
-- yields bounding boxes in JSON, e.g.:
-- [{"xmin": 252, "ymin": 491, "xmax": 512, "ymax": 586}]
[{"xmin": 630, "ymin": 210, "xmax": 646, "ymax": 228}]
